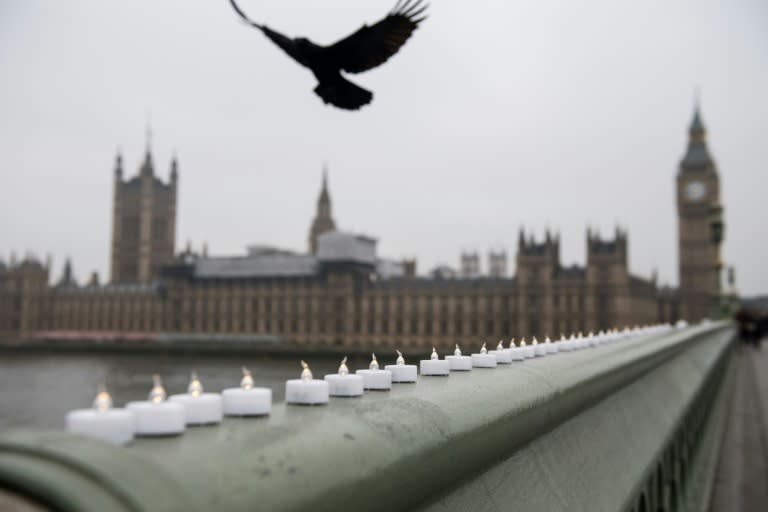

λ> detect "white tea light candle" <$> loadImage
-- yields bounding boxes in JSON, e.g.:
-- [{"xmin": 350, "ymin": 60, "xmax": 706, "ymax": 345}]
[
  {"xmin": 223, "ymin": 367, "xmax": 272, "ymax": 416},
  {"xmin": 126, "ymin": 375, "xmax": 185, "ymax": 436},
  {"xmin": 66, "ymin": 385, "xmax": 134, "ymax": 445},
  {"xmin": 420, "ymin": 347, "xmax": 450, "ymax": 376},
  {"xmin": 169, "ymin": 372, "xmax": 223, "ymax": 425},
  {"xmin": 545, "ymin": 336, "xmax": 559, "ymax": 354},
  {"xmin": 445, "ymin": 344, "xmax": 472, "ymax": 371},
  {"xmin": 471, "ymin": 342, "xmax": 497, "ymax": 368},
  {"xmin": 533, "ymin": 337, "xmax": 548, "ymax": 357},
  {"xmin": 356, "ymin": 353, "xmax": 392, "ymax": 390},
  {"xmin": 489, "ymin": 340, "xmax": 512, "ymax": 364},
  {"xmin": 325, "ymin": 357, "xmax": 364, "ymax": 397},
  {"xmin": 385, "ymin": 350, "xmax": 418, "ymax": 383},
  {"xmin": 286, "ymin": 360, "xmax": 329, "ymax": 405},
  {"xmin": 577, "ymin": 332, "xmax": 588, "ymax": 350},
  {"xmin": 521, "ymin": 338, "xmax": 535, "ymax": 358},
  {"xmin": 509, "ymin": 339, "xmax": 526, "ymax": 361}
]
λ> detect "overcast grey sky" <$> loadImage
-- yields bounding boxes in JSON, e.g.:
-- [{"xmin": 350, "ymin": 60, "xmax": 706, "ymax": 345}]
[{"xmin": 1, "ymin": 0, "xmax": 766, "ymax": 294}]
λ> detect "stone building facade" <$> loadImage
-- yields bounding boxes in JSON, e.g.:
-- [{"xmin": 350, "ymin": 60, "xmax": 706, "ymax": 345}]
[
  {"xmin": 110, "ymin": 146, "xmax": 177, "ymax": 283},
  {"xmin": 1, "ymin": 107, "xmax": 724, "ymax": 349}
]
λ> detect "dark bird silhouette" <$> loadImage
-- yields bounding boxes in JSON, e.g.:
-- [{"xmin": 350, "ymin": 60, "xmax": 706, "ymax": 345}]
[{"xmin": 229, "ymin": 0, "xmax": 428, "ymax": 110}]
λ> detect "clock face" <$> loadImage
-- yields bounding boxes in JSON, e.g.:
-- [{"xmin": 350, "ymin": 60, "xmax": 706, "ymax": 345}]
[{"xmin": 685, "ymin": 181, "xmax": 707, "ymax": 202}]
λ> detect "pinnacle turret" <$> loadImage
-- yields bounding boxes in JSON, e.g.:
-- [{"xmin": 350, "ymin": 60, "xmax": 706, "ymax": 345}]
[
  {"xmin": 114, "ymin": 150, "xmax": 123, "ymax": 178},
  {"xmin": 681, "ymin": 101, "xmax": 714, "ymax": 170},
  {"xmin": 308, "ymin": 166, "xmax": 337, "ymax": 254}
]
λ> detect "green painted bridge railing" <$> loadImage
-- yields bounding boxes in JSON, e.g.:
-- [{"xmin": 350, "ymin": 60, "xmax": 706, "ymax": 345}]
[{"xmin": 0, "ymin": 322, "xmax": 735, "ymax": 512}]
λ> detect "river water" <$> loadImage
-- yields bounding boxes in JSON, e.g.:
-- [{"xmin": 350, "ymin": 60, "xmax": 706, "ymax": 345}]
[{"xmin": 0, "ymin": 352, "xmax": 373, "ymax": 431}]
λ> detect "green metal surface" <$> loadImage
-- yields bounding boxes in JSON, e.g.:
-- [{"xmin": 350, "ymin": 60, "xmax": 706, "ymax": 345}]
[
  {"xmin": 0, "ymin": 323, "xmax": 733, "ymax": 512},
  {"xmin": 419, "ymin": 325, "xmax": 733, "ymax": 512}
]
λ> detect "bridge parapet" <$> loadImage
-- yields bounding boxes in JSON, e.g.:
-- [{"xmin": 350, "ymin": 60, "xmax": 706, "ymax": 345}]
[{"xmin": 0, "ymin": 322, "xmax": 735, "ymax": 512}]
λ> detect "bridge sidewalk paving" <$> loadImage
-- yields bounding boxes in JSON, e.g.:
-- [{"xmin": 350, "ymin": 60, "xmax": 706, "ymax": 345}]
[{"xmin": 708, "ymin": 343, "xmax": 768, "ymax": 511}]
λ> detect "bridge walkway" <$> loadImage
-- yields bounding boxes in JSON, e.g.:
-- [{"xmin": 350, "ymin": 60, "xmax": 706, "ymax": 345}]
[{"xmin": 709, "ymin": 343, "xmax": 768, "ymax": 511}]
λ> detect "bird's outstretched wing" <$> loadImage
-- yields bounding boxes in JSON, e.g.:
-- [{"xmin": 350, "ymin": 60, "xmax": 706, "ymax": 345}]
[
  {"xmin": 326, "ymin": 0, "xmax": 428, "ymax": 74},
  {"xmin": 229, "ymin": 0, "xmax": 263, "ymax": 28},
  {"xmin": 229, "ymin": 0, "xmax": 305, "ymax": 65}
]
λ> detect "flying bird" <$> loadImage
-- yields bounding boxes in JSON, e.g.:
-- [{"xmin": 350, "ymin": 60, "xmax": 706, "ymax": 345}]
[{"xmin": 229, "ymin": 0, "xmax": 428, "ymax": 110}]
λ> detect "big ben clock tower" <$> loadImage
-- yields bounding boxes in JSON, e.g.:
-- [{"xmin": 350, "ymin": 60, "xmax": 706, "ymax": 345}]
[{"xmin": 677, "ymin": 103, "xmax": 723, "ymax": 321}]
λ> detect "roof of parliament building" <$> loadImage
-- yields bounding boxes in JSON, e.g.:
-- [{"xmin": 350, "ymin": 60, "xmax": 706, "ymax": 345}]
[{"xmin": 188, "ymin": 232, "xmax": 380, "ymax": 280}]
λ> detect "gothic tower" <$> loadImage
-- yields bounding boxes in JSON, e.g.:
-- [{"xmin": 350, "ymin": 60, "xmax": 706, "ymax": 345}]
[
  {"xmin": 110, "ymin": 135, "xmax": 178, "ymax": 283},
  {"xmin": 677, "ymin": 102, "xmax": 722, "ymax": 321},
  {"xmin": 308, "ymin": 167, "xmax": 337, "ymax": 254}
]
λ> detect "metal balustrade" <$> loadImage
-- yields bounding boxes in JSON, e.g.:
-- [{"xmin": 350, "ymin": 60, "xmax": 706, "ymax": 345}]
[{"xmin": 0, "ymin": 322, "xmax": 735, "ymax": 512}]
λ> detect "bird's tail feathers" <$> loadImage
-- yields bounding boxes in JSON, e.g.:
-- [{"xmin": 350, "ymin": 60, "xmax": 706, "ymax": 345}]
[{"xmin": 314, "ymin": 76, "xmax": 373, "ymax": 111}]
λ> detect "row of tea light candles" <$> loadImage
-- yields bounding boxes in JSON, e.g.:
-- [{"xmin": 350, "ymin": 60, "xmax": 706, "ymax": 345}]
[{"xmin": 66, "ymin": 323, "xmax": 678, "ymax": 445}]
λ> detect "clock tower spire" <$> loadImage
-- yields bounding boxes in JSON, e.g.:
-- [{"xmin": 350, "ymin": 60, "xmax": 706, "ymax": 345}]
[
  {"xmin": 677, "ymin": 101, "xmax": 723, "ymax": 321},
  {"xmin": 308, "ymin": 165, "xmax": 337, "ymax": 254}
]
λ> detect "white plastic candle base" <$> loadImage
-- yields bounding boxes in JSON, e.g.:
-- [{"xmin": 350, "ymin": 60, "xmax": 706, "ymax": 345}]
[
  {"xmin": 546, "ymin": 344, "xmax": 559, "ymax": 354},
  {"xmin": 490, "ymin": 350, "xmax": 512, "ymax": 364},
  {"xmin": 471, "ymin": 353, "xmax": 498, "ymax": 368},
  {"xmin": 559, "ymin": 341, "xmax": 573, "ymax": 352},
  {"xmin": 222, "ymin": 387, "xmax": 272, "ymax": 416},
  {"xmin": 324, "ymin": 374, "xmax": 364, "ymax": 397},
  {"xmin": 356, "ymin": 369, "xmax": 392, "ymax": 390},
  {"xmin": 534, "ymin": 345, "xmax": 548, "ymax": 357},
  {"xmin": 66, "ymin": 409, "xmax": 134, "ymax": 445},
  {"xmin": 169, "ymin": 393, "xmax": 223, "ymax": 425},
  {"xmin": 445, "ymin": 355, "xmax": 472, "ymax": 371},
  {"xmin": 420, "ymin": 359, "xmax": 450, "ymax": 376},
  {"xmin": 510, "ymin": 348, "xmax": 526, "ymax": 361},
  {"xmin": 285, "ymin": 379, "xmax": 329, "ymax": 405},
  {"xmin": 524, "ymin": 346, "xmax": 535, "ymax": 358},
  {"xmin": 385, "ymin": 364, "xmax": 418, "ymax": 383},
  {"xmin": 125, "ymin": 401, "xmax": 185, "ymax": 436}
]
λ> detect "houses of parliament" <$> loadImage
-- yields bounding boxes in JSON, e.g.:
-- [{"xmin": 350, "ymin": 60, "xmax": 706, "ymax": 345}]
[{"xmin": 0, "ymin": 106, "xmax": 725, "ymax": 351}]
